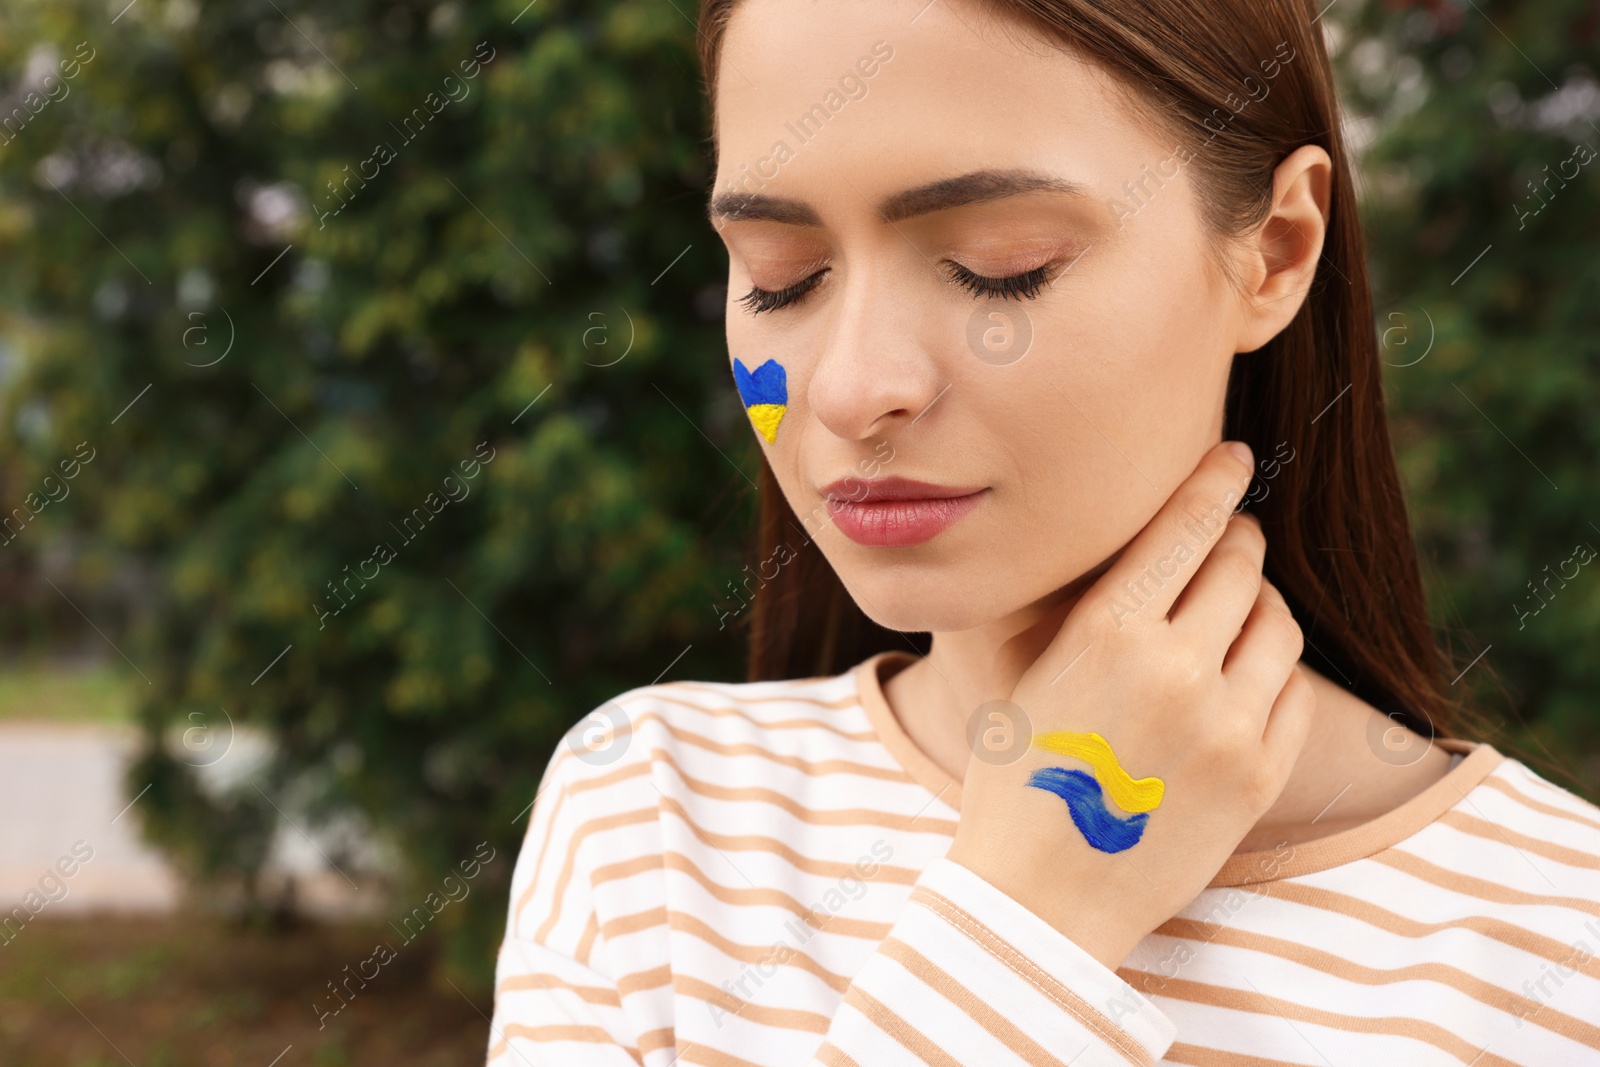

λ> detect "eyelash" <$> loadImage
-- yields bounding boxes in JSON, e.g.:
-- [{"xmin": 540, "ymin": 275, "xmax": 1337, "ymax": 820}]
[{"xmin": 738, "ymin": 260, "xmax": 1057, "ymax": 315}]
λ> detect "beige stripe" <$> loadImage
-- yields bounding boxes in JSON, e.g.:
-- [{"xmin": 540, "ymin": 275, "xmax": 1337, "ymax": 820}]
[
  {"xmin": 494, "ymin": 970, "xmax": 621, "ymax": 1004},
  {"xmin": 1162, "ymin": 1041, "xmax": 1328, "ymax": 1066},
  {"xmin": 558, "ymin": 797, "xmax": 919, "ymax": 920},
  {"xmin": 591, "ymin": 850, "xmax": 667, "ymax": 887},
  {"xmin": 1374, "ymin": 848, "xmax": 1600, "ymax": 913},
  {"xmin": 878, "ymin": 935, "xmax": 1078, "ymax": 1067},
  {"xmin": 1144, "ymin": 975, "xmax": 1524, "ymax": 1066},
  {"xmin": 812, "ymin": 1042, "xmax": 866, "ymax": 1067},
  {"xmin": 623, "ymin": 710, "xmax": 916, "ymax": 782},
  {"xmin": 494, "ymin": 1023, "xmax": 643, "ymax": 1064},
  {"xmin": 604, "ymin": 905, "xmax": 669, "ymax": 940},
  {"xmin": 673, "ymin": 972, "xmax": 832, "ymax": 1033},
  {"xmin": 664, "ymin": 679, "xmax": 860, "ymax": 708},
  {"xmin": 639, "ymin": 1026, "xmax": 676, "ymax": 1056},
  {"xmin": 618, "ymin": 963, "xmax": 674, "ymax": 998},
  {"xmin": 576, "ymin": 909, "xmax": 600, "ymax": 966},
  {"xmin": 1134, "ymin": 917, "xmax": 1600, "ymax": 1049},
  {"xmin": 514, "ymin": 759, "xmax": 654, "ymax": 928},
  {"xmin": 909, "ymin": 884, "xmax": 1153, "ymax": 1066},
  {"xmin": 1245, "ymin": 878, "xmax": 1600, "ymax": 981},
  {"xmin": 646, "ymin": 746, "xmax": 958, "ymax": 836},
  {"xmin": 1482, "ymin": 774, "xmax": 1600, "ymax": 833},
  {"xmin": 511, "ymin": 770, "xmax": 575, "ymax": 939},
  {"xmin": 603, "ymin": 851, "xmax": 892, "ymax": 941},
  {"xmin": 654, "ymin": 794, "xmax": 921, "ymax": 884},
  {"xmin": 681, "ymin": 1043, "xmax": 776, "ymax": 1067},
  {"xmin": 1516, "ymin": 765, "xmax": 1600, "ymax": 811},
  {"xmin": 520, "ymin": 710, "xmax": 932, "ymax": 932},
  {"xmin": 547, "ymin": 705, "xmax": 909, "ymax": 781},
  {"xmin": 1438, "ymin": 809, "xmax": 1600, "ymax": 871},
  {"xmin": 585, "ymin": 908, "xmax": 864, "ymax": 998},
  {"xmin": 668, "ymin": 908, "xmax": 853, "ymax": 993},
  {"xmin": 525, "ymin": 699, "xmax": 913, "ymax": 890},
  {"xmin": 841, "ymin": 983, "xmax": 965, "ymax": 1067},
  {"xmin": 651, "ymin": 691, "xmax": 879, "ymax": 742},
  {"xmin": 532, "ymin": 805, "xmax": 659, "ymax": 942}
]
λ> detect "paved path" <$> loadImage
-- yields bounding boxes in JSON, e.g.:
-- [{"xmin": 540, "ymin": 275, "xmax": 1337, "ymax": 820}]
[
  {"xmin": 0, "ymin": 722, "xmax": 178, "ymax": 914},
  {"xmin": 0, "ymin": 722, "xmax": 380, "ymax": 918}
]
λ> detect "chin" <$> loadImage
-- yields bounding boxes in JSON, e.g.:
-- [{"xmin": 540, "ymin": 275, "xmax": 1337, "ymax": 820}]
[{"xmin": 839, "ymin": 565, "xmax": 1018, "ymax": 634}]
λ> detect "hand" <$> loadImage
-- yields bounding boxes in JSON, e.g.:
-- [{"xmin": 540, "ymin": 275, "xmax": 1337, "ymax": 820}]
[{"xmin": 945, "ymin": 440, "xmax": 1317, "ymax": 970}]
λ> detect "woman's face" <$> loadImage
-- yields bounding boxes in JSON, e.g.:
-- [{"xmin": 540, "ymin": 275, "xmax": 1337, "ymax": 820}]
[{"xmin": 710, "ymin": 0, "xmax": 1261, "ymax": 634}]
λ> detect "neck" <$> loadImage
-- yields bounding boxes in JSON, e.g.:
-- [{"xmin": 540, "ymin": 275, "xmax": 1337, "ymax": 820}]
[{"xmin": 881, "ymin": 588, "xmax": 1455, "ymax": 849}]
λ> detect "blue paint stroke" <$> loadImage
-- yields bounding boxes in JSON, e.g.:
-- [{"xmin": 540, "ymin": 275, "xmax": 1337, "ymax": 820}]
[
  {"xmin": 732, "ymin": 357, "xmax": 787, "ymax": 408},
  {"xmin": 1027, "ymin": 766, "xmax": 1150, "ymax": 854}
]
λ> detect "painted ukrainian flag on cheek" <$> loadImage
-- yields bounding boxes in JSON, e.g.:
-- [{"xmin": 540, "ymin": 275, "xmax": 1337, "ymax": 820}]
[{"xmin": 732, "ymin": 357, "xmax": 787, "ymax": 443}]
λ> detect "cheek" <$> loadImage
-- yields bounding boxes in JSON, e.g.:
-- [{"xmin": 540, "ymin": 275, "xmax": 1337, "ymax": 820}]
[
  {"xmin": 1039, "ymin": 244, "xmax": 1232, "ymax": 466},
  {"xmin": 962, "ymin": 249, "xmax": 1233, "ymax": 565}
]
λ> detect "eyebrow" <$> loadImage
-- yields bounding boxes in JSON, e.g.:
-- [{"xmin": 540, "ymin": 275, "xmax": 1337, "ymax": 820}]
[{"xmin": 707, "ymin": 168, "xmax": 1091, "ymax": 227}]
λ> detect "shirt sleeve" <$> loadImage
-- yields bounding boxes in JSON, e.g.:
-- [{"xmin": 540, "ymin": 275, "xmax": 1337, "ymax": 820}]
[
  {"xmin": 486, "ymin": 933, "xmax": 651, "ymax": 1065},
  {"xmin": 485, "ymin": 737, "xmax": 670, "ymax": 1066},
  {"xmin": 806, "ymin": 855, "xmax": 1177, "ymax": 1067}
]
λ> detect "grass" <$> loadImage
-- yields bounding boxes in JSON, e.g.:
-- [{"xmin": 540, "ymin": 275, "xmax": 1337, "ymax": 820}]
[
  {"xmin": 0, "ymin": 914, "xmax": 490, "ymax": 1066},
  {"xmin": 0, "ymin": 661, "xmax": 136, "ymax": 725}
]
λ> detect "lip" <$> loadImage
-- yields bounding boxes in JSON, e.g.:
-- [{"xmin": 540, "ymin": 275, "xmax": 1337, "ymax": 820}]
[{"xmin": 820, "ymin": 476, "xmax": 989, "ymax": 547}]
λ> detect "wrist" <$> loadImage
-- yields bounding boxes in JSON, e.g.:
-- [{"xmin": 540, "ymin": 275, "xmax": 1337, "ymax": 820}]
[{"xmin": 943, "ymin": 840, "xmax": 1146, "ymax": 970}]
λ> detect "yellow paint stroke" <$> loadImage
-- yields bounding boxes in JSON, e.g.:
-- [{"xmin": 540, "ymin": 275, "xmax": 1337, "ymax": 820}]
[
  {"xmin": 747, "ymin": 403, "xmax": 786, "ymax": 443},
  {"xmin": 1031, "ymin": 730, "xmax": 1165, "ymax": 813}
]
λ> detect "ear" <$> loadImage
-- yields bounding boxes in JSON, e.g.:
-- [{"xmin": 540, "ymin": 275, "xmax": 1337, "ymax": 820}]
[{"xmin": 1232, "ymin": 144, "xmax": 1332, "ymax": 355}]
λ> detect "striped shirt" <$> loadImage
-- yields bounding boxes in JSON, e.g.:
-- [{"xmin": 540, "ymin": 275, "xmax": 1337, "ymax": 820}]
[{"xmin": 485, "ymin": 648, "xmax": 1600, "ymax": 1066}]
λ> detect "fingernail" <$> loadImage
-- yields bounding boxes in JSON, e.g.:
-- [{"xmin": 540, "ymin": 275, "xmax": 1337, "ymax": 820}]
[{"xmin": 1225, "ymin": 441, "xmax": 1253, "ymax": 467}]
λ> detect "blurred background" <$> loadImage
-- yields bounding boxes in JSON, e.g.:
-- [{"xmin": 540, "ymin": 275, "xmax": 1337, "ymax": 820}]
[{"xmin": 0, "ymin": 0, "xmax": 1594, "ymax": 1063}]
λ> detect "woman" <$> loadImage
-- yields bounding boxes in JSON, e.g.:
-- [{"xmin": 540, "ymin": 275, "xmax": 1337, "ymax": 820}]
[{"xmin": 487, "ymin": 0, "xmax": 1600, "ymax": 1063}]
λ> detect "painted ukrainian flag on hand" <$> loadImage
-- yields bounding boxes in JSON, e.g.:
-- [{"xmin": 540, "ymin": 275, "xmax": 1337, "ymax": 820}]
[
  {"xmin": 1027, "ymin": 730, "xmax": 1165, "ymax": 854},
  {"xmin": 733, "ymin": 357, "xmax": 787, "ymax": 443}
]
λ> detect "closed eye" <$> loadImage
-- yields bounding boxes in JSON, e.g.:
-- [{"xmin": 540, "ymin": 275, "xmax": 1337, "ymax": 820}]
[
  {"xmin": 738, "ymin": 270, "xmax": 828, "ymax": 315},
  {"xmin": 944, "ymin": 260, "xmax": 1053, "ymax": 301},
  {"xmin": 737, "ymin": 257, "xmax": 1064, "ymax": 316}
]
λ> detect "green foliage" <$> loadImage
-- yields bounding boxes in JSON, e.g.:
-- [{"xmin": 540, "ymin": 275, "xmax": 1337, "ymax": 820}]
[
  {"xmin": 0, "ymin": 0, "xmax": 748, "ymax": 986},
  {"xmin": 1343, "ymin": 1, "xmax": 1600, "ymax": 790}
]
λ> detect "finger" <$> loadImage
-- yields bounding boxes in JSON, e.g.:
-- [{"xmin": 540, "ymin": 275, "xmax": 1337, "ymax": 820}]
[
  {"xmin": 1168, "ymin": 510, "xmax": 1266, "ymax": 654},
  {"xmin": 1222, "ymin": 577, "xmax": 1304, "ymax": 727},
  {"xmin": 1261, "ymin": 664, "xmax": 1317, "ymax": 775},
  {"xmin": 1085, "ymin": 440, "xmax": 1255, "ymax": 629}
]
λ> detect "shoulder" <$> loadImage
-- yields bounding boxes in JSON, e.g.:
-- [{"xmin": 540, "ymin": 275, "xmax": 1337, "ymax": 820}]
[
  {"xmin": 522, "ymin": 663, "xmax": 873, "ymax": 848},
  {"xmin": 1463, "ymin": 754, "xmax": 1600, "ymax": 859},
  {"xmin": 1424, "ymin": 750, "xmax": 1600, "ymax": 907},
  {"xmin": 548, "ymin": 665, "xmax": 872, "ymax": 785},
  {"xmin": 503, "ymin": 666, "xmax": 871, "ymax": 943}
]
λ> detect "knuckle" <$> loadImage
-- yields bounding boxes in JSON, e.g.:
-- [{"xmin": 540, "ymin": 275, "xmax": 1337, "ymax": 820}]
[
  {"xmin": 1223, "ymin": 552, "xmax": 1264, "ymax": 595},
  {"xmin": 1284, "ymin": 618, "xmax": 1306, "ymax": 660},
  {"xmin": 1181, "ymin": 496, "xmax": 1228, "ymax": 540},
  {"xmin": 1265, "ymin": 602, "xmax": 1305, "ymax": 656},
  {"xmin": 1232, "ymin": 514, "xmax": 1267, "ymax": 552},
  {"xmin": 1285, "ymin": 664, "xmax": 1314, "ymax": 704}
]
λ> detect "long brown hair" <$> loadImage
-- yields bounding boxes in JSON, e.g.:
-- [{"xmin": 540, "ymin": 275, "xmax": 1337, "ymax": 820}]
[{"xmin": 697, "ymin": 0, "xmax": 1489, "ymax": 743}]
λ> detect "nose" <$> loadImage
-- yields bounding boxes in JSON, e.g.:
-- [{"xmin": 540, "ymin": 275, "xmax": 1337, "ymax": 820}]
[{"xmin": 806, "ymin": 254, "xmax": 945, "ymax": 442}]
